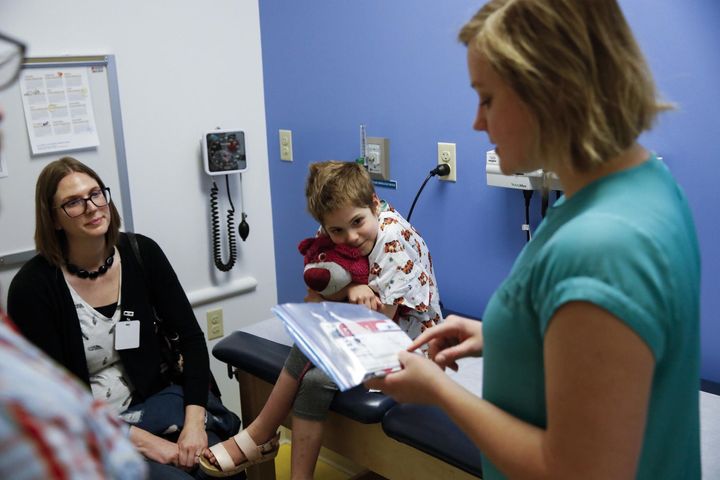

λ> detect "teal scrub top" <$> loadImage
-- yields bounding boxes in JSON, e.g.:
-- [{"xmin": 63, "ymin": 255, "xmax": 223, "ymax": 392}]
[{"xmin": 481, "ymin": 154, "xmax": 701, "ymax": 479}]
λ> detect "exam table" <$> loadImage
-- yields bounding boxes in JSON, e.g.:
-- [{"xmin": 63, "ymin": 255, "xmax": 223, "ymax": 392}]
[
  {"xmin": 213, "ymin": 317, "xmax": 720, "ymax": 480},
  {"xmin": 213, "ymin": 317, "xmax": 483, "ymax": 479}
]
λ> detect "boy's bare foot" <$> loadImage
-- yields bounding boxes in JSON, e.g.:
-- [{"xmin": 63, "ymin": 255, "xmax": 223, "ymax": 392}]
[{"xmin": 203, "ymin": 435, "xmax": 245, "ymax": 467}]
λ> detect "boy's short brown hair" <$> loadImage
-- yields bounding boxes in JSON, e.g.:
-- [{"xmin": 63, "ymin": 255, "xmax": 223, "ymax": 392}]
[{"xmin": 306, "ymin": 161, "xmax": 376, "ymax": 224}]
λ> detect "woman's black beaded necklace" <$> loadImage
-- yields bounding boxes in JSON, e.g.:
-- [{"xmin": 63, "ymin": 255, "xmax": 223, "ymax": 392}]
[{"xmin": 66, "ymin": 252, "xmax": 115, "ymax": 280}]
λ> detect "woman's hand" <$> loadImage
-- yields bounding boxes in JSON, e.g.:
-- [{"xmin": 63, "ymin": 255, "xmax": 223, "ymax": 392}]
[
  {"xmin": 409, "ymin": 315, "xmax": 483, "ymax": 371},
  {"xmin": 365, "ymin": 351, "xmax": 450, "ymax": 404},
  {"xmin": 177, "ymin": 405, "xmax": 207, "ymax": 469},
  {"xmin": 129, "ymin": 425, "xmax": 180, "ymax": 465},
  {"xmin": 150, "ymin": 438, "xmax": 181, "ymax": 466},
  {"xmin": 347, "ymin": 284, "xmax": 382, "ymax": 311}
]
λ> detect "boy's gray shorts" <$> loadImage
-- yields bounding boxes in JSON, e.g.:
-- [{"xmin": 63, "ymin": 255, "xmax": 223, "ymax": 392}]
[{"xmin": 283, "ymin": 344, "xmax": 338, "ymax": 421}]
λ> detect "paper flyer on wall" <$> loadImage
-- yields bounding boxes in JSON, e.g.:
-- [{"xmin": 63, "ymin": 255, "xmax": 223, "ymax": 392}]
[
  {"xmin": 272, "ymin": 302, "xmax": 412, "ymax": 391},
  {"xmin": 19, "ymin": 66, "xmax": 100, "ymax": 154}
]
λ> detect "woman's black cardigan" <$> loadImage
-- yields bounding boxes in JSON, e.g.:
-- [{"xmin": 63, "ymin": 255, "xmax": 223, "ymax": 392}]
[{"xmin": 7, "ymin": 233, "xmax": 210, "ymax": 408}]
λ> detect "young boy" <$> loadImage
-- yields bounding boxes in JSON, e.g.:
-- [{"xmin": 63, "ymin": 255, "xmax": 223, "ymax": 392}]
[{"xmin": 201, "ymin": 161, "xmax": 441, "ymax": 479}]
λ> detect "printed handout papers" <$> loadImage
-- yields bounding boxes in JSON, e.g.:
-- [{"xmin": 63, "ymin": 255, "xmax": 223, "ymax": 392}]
[
  {"xmin": 20, "ymin": 66, "xmax": 100, "ymax": 154},
  {"xmin": 272, "ymin": 302, "xmax": 412, "ymax": 391}
]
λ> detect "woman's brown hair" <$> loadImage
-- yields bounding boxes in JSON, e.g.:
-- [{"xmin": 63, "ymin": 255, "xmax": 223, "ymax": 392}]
[
  {"xmin": 35, "ymin": 156, "xmax": 121, "ymax": 267},
  {"xmin": 459, "ymin": 0, "xmax": 671, "ymax": 171}
]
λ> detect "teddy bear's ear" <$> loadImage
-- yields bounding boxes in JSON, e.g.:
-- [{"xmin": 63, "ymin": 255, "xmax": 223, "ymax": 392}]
[{"xmin": 298, "ymin": 237, "xmax": 315, "ymax": 255}]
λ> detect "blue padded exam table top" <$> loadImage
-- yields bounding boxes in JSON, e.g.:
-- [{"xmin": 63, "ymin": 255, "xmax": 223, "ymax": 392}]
[{"xmin": 213, "ymin": 330, "xmax": 396, "ymax": 424}]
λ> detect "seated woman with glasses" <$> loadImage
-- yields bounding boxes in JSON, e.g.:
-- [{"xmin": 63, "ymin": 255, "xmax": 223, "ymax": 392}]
[
  {"xmin": 7, "ymin": 156, "xmax": 242, "ymax": 479},
  {"xmin": 0, "ymin": 33, "xmax": 149, "ymax": 479}
]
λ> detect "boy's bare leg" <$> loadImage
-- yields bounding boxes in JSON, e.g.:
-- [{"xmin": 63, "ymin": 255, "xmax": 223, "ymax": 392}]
[
  {"xmin": 290, "ymin": 415, "xmax": 325, "ymax": 480},
  {"xmin": 205, "ymin": 368, "xmax": 299, "ymax": 466}
]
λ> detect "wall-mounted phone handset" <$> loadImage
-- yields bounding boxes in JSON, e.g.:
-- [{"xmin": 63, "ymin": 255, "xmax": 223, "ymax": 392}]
[{"xmin": 202, "ymin": 129, "xmax": 250, "ymax": 272}]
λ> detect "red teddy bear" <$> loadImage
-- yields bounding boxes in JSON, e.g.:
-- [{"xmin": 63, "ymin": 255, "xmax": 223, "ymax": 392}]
[{"xmin": 298, "ymin": 235, "xmax": 369, "ymax": 297}]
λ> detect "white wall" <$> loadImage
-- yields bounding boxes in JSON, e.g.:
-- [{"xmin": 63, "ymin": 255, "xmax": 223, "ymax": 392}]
[{"xmin": 0, "ymin": 0, "xmax": 277, "ymax": 414}]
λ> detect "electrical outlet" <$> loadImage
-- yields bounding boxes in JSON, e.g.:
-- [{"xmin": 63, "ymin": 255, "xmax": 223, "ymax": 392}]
[
  {"xmin": 279, "ymin": 129, "xmax": 293, "ymax": 161},
  {"xmin": 206, "ymin": 308, "xmax": 224, "ymax": 340},
  {"xmin": 437, "ymin": 142, "xmax": 457, "ymax": 182}
]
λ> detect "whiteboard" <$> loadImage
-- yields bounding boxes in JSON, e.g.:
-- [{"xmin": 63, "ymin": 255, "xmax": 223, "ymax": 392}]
[{"xmin": 0, "ymin": 55, "xmax": 133, "ymax": 267}]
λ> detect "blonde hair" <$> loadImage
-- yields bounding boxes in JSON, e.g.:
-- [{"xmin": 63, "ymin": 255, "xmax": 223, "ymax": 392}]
[
  {"xmin": 35, "ymin": 156, "xmax": 121, "ymax": 267},
  {"xmin": 305, "ymin": 161, "xmax": 376, "ymax": 224},
  {"xmin": 459, "ymin": 0, "xmax": 670, "ymax": 171}
]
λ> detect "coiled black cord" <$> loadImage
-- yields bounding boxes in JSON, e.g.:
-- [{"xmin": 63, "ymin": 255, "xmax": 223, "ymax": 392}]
[{"xmin": 210, "ymin": 175, "xmax": 237, "ymax": 271}]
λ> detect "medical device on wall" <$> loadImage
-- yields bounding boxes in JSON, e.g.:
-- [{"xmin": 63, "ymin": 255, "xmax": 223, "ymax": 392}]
[
  {"xmin": 486, "ymin": 149, "xmax": 562, "ymax": 242},
  {"xmin": 357, "ymin": 124, "xmax": 368, "ymax": 168},
  {"xmin": 356, "ymin": 124, "xmax": 394, "ymax": 186},
  {"xmin": 203, "ymin": 130, "xmax": 247, "ymax": 175},
  {"xmin": 202, "ymin": 129, "xmax": 250, "ymax": 272},
  {"xmin": 485, "ymin": 150, "xmax": 562, "ymax": 191}
]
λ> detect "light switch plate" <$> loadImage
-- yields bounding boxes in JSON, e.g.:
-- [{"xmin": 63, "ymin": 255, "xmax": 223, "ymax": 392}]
[{"xmin": 279, "ymin": 129, "xmax": 293, "ymax": 161}]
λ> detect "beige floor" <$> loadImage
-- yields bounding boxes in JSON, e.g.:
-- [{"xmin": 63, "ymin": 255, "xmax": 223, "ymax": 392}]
[
  {"xmin": 274, "ymin": 441, "xmax": 388, "ymax": 480},
  {"xmin": 274, "ymin": 442, "xmax": 349, "ymax": 480}
]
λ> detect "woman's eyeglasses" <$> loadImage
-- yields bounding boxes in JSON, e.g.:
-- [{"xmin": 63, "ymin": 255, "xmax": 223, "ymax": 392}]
[
  {"xmin": 57, "ymin": 187, "xmax": 111, "ymax": 218},
  {"xmin": 0, "ymin": 32, "xmax": 27, "ymax": 91}
]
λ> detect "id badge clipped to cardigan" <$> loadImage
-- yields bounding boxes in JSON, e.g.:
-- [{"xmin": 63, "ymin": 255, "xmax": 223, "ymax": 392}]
[{"xmin": 116, "ymin": 310, "xmax": 140, "ymax": 350}]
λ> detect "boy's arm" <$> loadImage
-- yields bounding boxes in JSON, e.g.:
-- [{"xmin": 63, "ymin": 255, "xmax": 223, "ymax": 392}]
[
  {"xmin": 379, "ymin": 304, "xmax": 398, "ymax": 320},
  {"xmin": 318, "ymin": 285, "xmax": 351, "ymax": 302},
  {"xmin": 346, "ymin": 284, "xmax": 382, "ymax": 311},
  {"xmin": 304, "ymin": 284, "xmax": 352, "ymax": 303},
  {"xmin": 305, "ymin": 284, "xmax": 387, "ymax": 314},
  {"xmin": 346, "ymin": 285, "xmax": 397, "ymax": 319},
  {"xmin": 304, "ymin": 289, "xmax": 326, "ymax": 303}
]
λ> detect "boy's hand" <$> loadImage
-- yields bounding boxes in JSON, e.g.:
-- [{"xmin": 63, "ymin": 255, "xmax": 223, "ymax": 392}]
[{"xmin": 347, "ymin": 284, "xmax": 382, "ymax": 311}]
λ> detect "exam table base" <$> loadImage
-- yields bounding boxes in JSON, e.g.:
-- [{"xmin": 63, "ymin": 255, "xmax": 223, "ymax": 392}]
[{"xmin": 237, "ymin": 370, "xmax": 480, "ymax": 480}]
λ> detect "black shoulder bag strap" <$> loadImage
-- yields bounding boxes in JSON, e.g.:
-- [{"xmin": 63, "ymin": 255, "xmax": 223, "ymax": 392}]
[
  {"xmin": 125, "ymin": 232, "xmax": 184, "ymax": 384},
  {"xmin": 126, "ymin": 231, "xmax": 143, "ymax": 270},
  {"xmin": 125, "ymin": 232, "xmax": 221, "ymax": 396}
]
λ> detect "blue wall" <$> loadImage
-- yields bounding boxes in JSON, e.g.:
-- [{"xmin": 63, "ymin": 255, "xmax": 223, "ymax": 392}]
[{"xmin": 260, "ymin": 1, "xmax": 720, "ymax": 381}]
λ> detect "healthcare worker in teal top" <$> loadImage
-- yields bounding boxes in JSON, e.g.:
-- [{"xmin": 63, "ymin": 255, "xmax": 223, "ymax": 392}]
[{"xmin": 367, "ymin": 1, "xmax": 701, "ymax": 479}]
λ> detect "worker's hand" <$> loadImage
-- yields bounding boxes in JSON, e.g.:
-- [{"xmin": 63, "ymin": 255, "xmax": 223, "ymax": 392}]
[
  {"xmin": 409, "ymin": 315, "xmax": 483, "ymax": 371},
  {"xmin": 365, "ymin": 351, "xmax": 448, "ymax": 405},
  {"xmin": 347, "ymin": 284, "xmax": 382, "ymax": 311}
]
